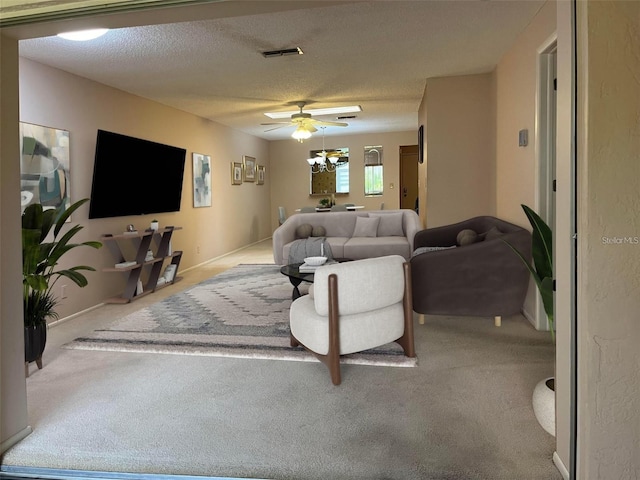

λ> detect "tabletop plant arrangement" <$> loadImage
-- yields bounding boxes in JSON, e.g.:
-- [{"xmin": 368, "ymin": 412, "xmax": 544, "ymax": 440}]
[{"xmin": 22, "ymin": 198, "xmax": 102, "ymax": 371}]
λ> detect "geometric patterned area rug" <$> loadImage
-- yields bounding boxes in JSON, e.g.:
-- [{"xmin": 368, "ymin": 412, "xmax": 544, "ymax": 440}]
[{"xmin": 63, "ymin": 264, "xmax": 417, "ymax": 368}]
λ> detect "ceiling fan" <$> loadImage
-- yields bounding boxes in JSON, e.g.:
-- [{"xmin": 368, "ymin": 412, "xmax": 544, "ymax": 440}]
[{"xmin": 262, "ymin": 101, "xmax": 348, "ymax": 140}]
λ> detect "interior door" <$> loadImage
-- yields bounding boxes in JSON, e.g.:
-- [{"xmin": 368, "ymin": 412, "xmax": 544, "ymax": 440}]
[{"xmin": 399, "ymin": 145, "xmax": 418, "ymax": 211}]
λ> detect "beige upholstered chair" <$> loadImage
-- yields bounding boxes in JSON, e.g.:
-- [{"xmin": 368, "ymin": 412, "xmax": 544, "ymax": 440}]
[
  {"xmin": 300, "ymin": 206, "xmax": 316, "ymax": 213},
  {"xmin": 330, "ymin": 204, "xmax": 348, "ymax": 211},
  {"xmin": 289, "ymin": 255, "xmax": 415, "ymax": 385}
]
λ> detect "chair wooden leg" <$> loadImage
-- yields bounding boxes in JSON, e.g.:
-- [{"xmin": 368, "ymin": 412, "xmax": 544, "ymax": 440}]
[
  {"xmin": 494, "ymin": 315, "xmax": 502, "ymax": 327},
  {"xmin": 327, "ymin": 273, "xmax": 342, "ymax": 385}
]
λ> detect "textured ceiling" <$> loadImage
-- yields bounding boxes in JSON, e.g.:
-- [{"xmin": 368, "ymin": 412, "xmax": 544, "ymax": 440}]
[{"xmin": 15, "ymin": 1, "xmax": 545, "ymax": 140}]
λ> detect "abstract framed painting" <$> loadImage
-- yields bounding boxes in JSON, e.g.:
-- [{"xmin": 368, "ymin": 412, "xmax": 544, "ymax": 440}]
[
  {"xmin": 19, "ymin": 122, "xmax": 71, "ymax": 214},
  {"xmin": 243, "ymin": 155, "xmax": 256, "ymax": 182},
  {"xmin": 192, "ymin": 153, "xmax": 211, "ymax": 207}
]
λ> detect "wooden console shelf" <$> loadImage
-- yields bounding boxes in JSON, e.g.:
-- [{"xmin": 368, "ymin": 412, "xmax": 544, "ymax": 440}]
[{"xmin": 101, "ymin": 226, "xmax": 183, "ymax": 304}]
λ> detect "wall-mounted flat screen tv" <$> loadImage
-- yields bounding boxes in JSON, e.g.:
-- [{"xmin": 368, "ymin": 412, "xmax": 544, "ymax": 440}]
[{"xmin": 89, "ymin": 130, "xmax": 187, "ymax": 219}]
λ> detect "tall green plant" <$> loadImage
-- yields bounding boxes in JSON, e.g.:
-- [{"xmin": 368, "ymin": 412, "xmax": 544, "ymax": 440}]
[
  {"xmin": 503, "ymin": 204, "xmax": 554, "ymax": 340},
  {"xmin": 22, "ymin": 198, "xmax": 102, "ymax": 326}
]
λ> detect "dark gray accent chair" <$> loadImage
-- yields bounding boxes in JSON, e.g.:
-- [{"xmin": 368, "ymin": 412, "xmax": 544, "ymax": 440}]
[{"xmin": 410, "ymin": 216, "xmax": 532, "ymax": 325}]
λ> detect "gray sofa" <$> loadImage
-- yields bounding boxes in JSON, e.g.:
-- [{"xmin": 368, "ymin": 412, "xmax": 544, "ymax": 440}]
[
  {"xmin": 410, "ymin": 216, "xmax": 532, "ymax": 318},
  {"xmin": 272, "ymin": 209, "xmax": 421, "ymax": 265}
]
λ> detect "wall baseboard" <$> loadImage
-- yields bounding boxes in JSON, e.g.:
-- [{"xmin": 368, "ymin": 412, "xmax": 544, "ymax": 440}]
[
  {"xmin": 180, "ymin": 236, "xmax": 273, "ymax": 274},
  {"xmin": 49, "ymin": 302, "xmax": 105, "ymax": 328},
  {"xmin": 553, "ymin": 451, "xmax": 570, "ymax": 480},
  {"xmin": 521, "ymin": 307, "xmax": 536, "ymax": 328},
  {"xmin": 0, "ymin": 426, "xmax": 32, "ymax": 455}
]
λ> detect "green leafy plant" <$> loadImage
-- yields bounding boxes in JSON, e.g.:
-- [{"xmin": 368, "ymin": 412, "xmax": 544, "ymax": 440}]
[
  {"xmin": 503, "ymin": 204, "xmax": 554, "ymax": 340},
  {"xmin": 22, "ymin": 198, "xmax": 102, "ymax": 327},
  {"xmin": 319, "ymin": 198, "xmax": 330, "ymax": 207}
]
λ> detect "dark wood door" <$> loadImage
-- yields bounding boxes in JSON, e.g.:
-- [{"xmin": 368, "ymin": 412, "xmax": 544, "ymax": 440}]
[{"xmin": 399, "ymin": 145, "xmax": 418, "ymax": 210}]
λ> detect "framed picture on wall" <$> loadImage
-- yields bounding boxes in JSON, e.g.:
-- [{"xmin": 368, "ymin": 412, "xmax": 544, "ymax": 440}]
[
  {"xmin": 256, "ymin": 165, "xmax": 265, "ymax": 185},
  {"xmin": 243, "ymin": 155, "xmax": 256, "ymax": 182},
  {"xmin": 192, "ymin": 153, "xmax": 211, "ymax": 207},
  {"xmin": 231, "ymin": 162, "xmax": 243, "ymax": 185},
  {"xmin": 418, "ymin": 125, "xmax": 424, "ymax": 164},
  {"xmin": 20, "ymin": 122, "xmax": 71, "ymax": 215}
]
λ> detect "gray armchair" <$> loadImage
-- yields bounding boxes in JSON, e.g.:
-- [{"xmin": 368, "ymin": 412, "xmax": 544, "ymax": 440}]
[{"xmin": 410, "ymin": 216, "xmax": 532, "ymax": 325}]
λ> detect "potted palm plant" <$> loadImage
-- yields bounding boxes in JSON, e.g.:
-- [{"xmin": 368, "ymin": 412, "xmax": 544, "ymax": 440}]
[
  {"xmin": 502, "ymin": 204, "xmax": 555, "ymax": 435},
  {"xmin": 22, "ymin": 198, "xmax": 102, "ymax": 370}
]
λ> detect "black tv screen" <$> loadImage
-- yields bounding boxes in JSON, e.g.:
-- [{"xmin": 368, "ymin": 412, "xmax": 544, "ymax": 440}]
[{"xmin": 89, "ymin": 130, "xmax": 187, "ymax": 219}]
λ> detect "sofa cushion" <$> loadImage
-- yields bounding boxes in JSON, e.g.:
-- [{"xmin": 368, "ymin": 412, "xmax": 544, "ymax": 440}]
[
  {"xmin": 295, "ymin": 223, "xmax": 313, "ymax": 239},
  {"xmin": 457, "ymin": 229, "xmax": 479, "ymax": 246},
  {"xmin": 344, "ymin": 236, "xmax": 411, "ymax": 260},
  {"xmin": 369, "ymin": 212, "xmax": 404, "ymax": 236},
  {"xmin": 353, "ymin": 216, "xmax": 380, "ymax": 237}
]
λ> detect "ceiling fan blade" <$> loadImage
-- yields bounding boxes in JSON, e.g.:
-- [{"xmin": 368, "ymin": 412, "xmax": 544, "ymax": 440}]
[
  {"xmin": 264, "ymin": 125, "xmax": 290, "ymax": 132},
  {"xmin": 261, "ymin": 121, "xmax": 291, "ymax": 126},
  {"xmin": 307, "ymin": 124, "xmax": 318, "ymax": 133},
  {"xmin": 310, "ymin": 120, "xmax": 349, "ymax": 127}
]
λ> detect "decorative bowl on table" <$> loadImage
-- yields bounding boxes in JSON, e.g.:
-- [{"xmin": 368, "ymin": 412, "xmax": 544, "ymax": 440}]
[{"xmin": 304, "ymin": 256, "xmax": 327, "ymax": 266}]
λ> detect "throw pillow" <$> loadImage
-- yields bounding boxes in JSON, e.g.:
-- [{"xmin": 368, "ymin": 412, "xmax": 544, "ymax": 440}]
[
  {"xmin": 352, "ymin": 216, "xmax": 380, "ymax": 237},
  {"xmin": 457, "ymin": 229, "xmax": 478, "ymax": 246},
  {"xmin": 311, "ymin": 225, "xmax": 326, "ymax": 237},
  {"xmin": 483, "ymin": 226, "xmax": 503, "ymax": 241},
  {"xmin": 295, "ymin": 223, "xmax": 313, "ymax": 239},
  {"xmin": 369, "ymin": 212, "xmax": 404, "ymax": 236}
]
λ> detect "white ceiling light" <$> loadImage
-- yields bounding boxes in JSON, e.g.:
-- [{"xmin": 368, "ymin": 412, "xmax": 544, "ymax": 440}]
[
  {"xmin": 265, "ymin": 105, "xmax": 362, "ymax": 120},
  {"xmin": 57, "ymin": 29, "xmax": 109, "ymax": 41},
  {"xmin": 291, "ymin": 125, "xmax": 312, "ymax": 142}
]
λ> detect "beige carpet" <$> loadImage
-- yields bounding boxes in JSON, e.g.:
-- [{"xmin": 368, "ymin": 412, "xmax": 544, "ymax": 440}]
[{"xmin": 2, "ymin": 312, "xmax": 560, "ymax": 480}]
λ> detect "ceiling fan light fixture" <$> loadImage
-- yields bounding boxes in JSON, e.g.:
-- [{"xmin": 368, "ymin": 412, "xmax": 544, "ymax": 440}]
[
  {"xmin": 292, "ymin": 126, "xmax": 312, "ymax": 141},
  {"xmin": 265, "ymin": 105, "xmax": 361, "ymax": 119},
  {"xmin": 57, "ymin": 28, "xmax": 109, "ymax": 41}
]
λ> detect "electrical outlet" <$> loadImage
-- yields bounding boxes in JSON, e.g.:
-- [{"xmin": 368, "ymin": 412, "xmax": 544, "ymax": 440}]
[{"xmin": 60, "ymin": 284, "xmax": 67, "ymax": 299}]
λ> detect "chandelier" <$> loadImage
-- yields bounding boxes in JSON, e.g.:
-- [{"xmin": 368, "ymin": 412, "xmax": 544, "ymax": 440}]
[{"xmin": 306, "ymin": 127, "xmax": 339, "ymax": 173}]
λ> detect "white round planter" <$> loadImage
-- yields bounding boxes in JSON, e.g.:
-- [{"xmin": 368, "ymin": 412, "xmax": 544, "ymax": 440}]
[
  {"xmin": 532, "ymin": 376, "xmax": 555, "ymax": 436},
  {"xmin": 150, "ymin": 221, "xmax": 159, "ymax": 231}
]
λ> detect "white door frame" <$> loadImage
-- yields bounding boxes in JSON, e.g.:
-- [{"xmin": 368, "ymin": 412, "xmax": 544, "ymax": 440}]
[{"xmin": 533, "ymin": 33, "xmax": 558, "ymax": 331}]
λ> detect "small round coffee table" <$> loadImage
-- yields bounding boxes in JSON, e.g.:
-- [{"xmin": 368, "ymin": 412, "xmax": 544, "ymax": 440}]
[
  {"xmin": 280, "ymin": 263, "xmax": 314, "ymax": 300},
  {"xmin": 280, "ymin": 259, "xmax": 351, "ymax": 300}
]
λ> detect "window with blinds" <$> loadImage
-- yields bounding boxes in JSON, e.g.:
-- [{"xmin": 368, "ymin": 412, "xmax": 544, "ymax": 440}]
[{"xmin": 364, "ymin": 146, "xmax": 383, "ymax": 196}]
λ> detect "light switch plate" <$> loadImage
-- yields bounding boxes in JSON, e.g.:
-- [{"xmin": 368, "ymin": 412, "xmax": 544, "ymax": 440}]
[{"xmin": 519, "ymin": 129, "xmax": 528, "ymax": 147}]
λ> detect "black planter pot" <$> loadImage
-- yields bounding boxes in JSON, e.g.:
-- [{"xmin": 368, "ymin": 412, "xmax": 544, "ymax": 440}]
[{"xmin": 25, "ymin": 323, "xmax": 47, "ymax": 369}]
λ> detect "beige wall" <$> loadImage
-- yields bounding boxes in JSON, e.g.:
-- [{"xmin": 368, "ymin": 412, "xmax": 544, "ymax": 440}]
[
  {"xmin": 495, "ymin": 0, "xmax": 557, "ymax": 226},
  {"xmin": 269, "ymin": 130, "xmax": 417, "ymax": 231},
  {"xmin": 495, "ymin": 0, "xmax": 556, "ymax": 324},
  {"xmin": 0, "ymin": 34, "xmax": 31, "ymax": 453},
  {"xmin": 576, "ymin": 1, "xmax": 640, "ymax": 478},
  {"xmin": 19, "ymin": 58, "xmax": 272, "ymax": 320},
  {"xmin": 423, "ymin": 73, "xmax": 496, "ymax": 227}
]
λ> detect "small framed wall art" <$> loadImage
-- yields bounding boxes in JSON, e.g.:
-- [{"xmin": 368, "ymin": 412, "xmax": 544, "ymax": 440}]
[
  {"xmin": 418, "ymin": 125, "xmax": 424, "ymax": 164},
  {"xmin": 192, "ymin": 153, "xmax": 211, "ymax": 207},
  {"xmin": 231, "ymin": 161, "xmax": 243, "ymax": 185},
  {"xmin": 243, "ymin": 155, "xmax": 256, "ymax": 182},
  {"xmin": 256, "ymin": 165, "xmax": 265, "ymax": 185}
]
